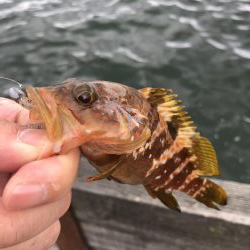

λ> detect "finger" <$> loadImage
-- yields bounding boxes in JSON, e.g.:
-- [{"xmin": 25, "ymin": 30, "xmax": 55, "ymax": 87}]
[
  {"xmin": 0, "ymin": 172, "xmax": 10, "ymax": 195},
  {"xmin": 0, "ymin": 120, "xmax": 53, "ymax": 172},
  {"xmin": 3, "ymin": 149, "xmax": 80, "ymax": 210},
  {"xmin": 0, "ymin": 192, "xmax": 70, "ymax": 248},
  {"xmin": 0, "ymin": 98, "xmax": 29, "ymax": 124},
  {"xmin": 2, "ymin": 220, "xmax": 61, "ymax": 250},
  {"xmin": 0, "ymin": 98, "xmax": 57, "ymax": 172}
]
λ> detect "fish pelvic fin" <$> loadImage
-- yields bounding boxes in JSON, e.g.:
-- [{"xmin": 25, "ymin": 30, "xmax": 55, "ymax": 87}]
[{"xmin": 140, "ymin": 87, "xmax": 220, "ymax": 177}]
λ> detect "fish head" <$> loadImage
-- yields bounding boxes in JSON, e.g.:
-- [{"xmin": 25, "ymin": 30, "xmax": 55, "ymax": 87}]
[{"xmin": 24, "ymin": 79, "xmax": 151, "ymax": 154}]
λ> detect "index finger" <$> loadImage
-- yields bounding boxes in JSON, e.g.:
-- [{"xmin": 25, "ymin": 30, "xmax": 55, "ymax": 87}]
[
  {"xmin": 3, "ymin": 148, "xmax": 80, "ymax": 210},
  {"xmin": 0, "ymin": 98, "xmax": 29, "ymax": 124}
]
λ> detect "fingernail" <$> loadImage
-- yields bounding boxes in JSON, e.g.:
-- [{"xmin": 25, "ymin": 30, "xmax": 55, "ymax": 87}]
[
  {"xmin": 9, "ymin": 183, "xmax": 47, "ymax": 209},
  {"xmin": 18, "ymin": 129, "xmax": 47, "ymax": 146}
]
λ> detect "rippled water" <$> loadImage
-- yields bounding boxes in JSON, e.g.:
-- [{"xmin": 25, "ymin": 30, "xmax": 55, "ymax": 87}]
[{"xmin": 0, "ymin": 0, "xmax": 249, "ymax": 183}]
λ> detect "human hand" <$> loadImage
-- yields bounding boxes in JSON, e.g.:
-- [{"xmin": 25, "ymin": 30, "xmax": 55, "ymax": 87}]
[{"xmin": 0, "ymin": 98, "xmax": 80, "ymax": 250}]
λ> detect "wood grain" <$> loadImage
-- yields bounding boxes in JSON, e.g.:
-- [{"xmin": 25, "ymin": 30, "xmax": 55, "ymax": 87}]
[{"xmin": 69, "ymin": 161, "xmax": 250, "ymax": 250}]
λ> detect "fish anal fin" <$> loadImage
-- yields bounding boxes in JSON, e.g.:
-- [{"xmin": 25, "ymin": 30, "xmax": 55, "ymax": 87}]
[
  {"xmin": 144, "ymin": 185, "xmax": 156, "ymax": 198},
  {"xmin": 193, "ymin": 136, "xmax": 220, "ymax": 176},
  {"xmin": 145, "ymin": 185, "xmax": 181, "ymax": 212},
  {"xmin": 156, "ymin": 190, "xmax": 181, "ymax": 212}
]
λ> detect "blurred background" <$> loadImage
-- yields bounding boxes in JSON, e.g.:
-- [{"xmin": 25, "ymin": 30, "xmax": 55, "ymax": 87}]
[{"xmin": 0, "ymin": 0, "xmax": 249, "ymax": 184}]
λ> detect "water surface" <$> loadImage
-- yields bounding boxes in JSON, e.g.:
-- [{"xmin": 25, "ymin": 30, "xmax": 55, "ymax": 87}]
[{"xmin": 0, "ymin": 0, "xmax": 249, "ymax": 183}]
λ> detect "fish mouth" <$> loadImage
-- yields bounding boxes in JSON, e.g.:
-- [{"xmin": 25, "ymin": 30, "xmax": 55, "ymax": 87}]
[{"xmin": 26, "ymin": 86, "xmax": 63, "ymax": 142}]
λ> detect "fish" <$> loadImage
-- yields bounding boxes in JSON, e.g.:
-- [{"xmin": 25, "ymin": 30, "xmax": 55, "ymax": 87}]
[{"xmin": 19, "ymin": 78, "xmax": 227, "ymax": 211}]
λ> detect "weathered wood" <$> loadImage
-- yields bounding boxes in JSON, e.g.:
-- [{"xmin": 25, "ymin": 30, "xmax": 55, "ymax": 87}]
[{"xmin": 71, "ymin": 160, "xmax": 250, "ymax": 250}]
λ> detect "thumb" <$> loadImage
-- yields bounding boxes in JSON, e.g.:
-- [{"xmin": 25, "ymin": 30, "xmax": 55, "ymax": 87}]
[{"xmin": 0, "ymin": 120, "xmax": 53, "ymax": 172}]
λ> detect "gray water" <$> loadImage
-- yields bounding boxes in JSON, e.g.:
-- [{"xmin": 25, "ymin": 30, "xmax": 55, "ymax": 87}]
[{"xmin": 0, "ymin": 0, "xmax": 249, "ymax": 183}]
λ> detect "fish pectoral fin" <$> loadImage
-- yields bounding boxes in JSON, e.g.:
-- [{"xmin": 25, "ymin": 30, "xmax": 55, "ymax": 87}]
[
  {"xmin": 86, "ymin": 158, "xmax": 124, "ymax": 182},
  {"xmin": 86, "ymin": 164, "xmax": 119, "ymax": 182},
  {"xmin": 144, "ymin": 185, "xmax": 181, "ymax": 212},
  {"xmin": 193, "ymin": 136, "xmax": 220, "ymax": 176}
]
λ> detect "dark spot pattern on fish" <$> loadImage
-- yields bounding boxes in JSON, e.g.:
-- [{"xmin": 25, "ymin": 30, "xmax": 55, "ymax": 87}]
[{"xmin": 145, "ymin": 148, "xmax": 189, "ymax": 188}]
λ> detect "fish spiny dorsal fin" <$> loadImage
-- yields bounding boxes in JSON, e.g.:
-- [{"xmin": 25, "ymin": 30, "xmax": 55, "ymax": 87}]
[
  {"xmin": 140, "ymin": 87, "xmax": 196, "ymax": 150},
  {"xmin": 139, "ymin": 88, "xmax": 177, "ymax": 108},
  {"xmin": 140, "ymin": 87, "xmax": 220, "ymax": 177}
]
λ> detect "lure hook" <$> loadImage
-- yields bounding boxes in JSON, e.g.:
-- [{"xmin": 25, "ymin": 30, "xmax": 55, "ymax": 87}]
[{"xmin": 0, "ymin": 76, "xmax": 23, "ymax": 88}]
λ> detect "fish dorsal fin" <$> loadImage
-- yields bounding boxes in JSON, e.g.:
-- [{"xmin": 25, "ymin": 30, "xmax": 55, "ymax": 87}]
[
  {"xmin": 139, "ymin": 87, "xmax": 196, "ymax": 145},
  {"xmin": 139, "ymin": 87, "xmax": 219, "ymax": 177},
  {"xmin": 193, "ymin": 136, "xmax": 220, "ymax": 176},
  {"xmin": 140, "ymin": 87, "xmax": 194, "ymax": 127},
  {"xmin": 139, "ymin": 88, "xmax": 177, "ymax": 109}
]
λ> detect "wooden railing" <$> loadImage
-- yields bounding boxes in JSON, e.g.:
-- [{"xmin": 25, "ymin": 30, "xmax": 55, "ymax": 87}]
[{"xmin": 60, "ymin": 161, "xmax": 249, "ymax": 250}]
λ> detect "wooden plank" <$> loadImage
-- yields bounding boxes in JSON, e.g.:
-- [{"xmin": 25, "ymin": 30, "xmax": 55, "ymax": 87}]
[
  {"xmin": 71, "ymin": 160, "xmax": 250, "ymax": 250},
  {"xmin": 57, "ymin": 207, "xmax": 90, "ymax": 250}
]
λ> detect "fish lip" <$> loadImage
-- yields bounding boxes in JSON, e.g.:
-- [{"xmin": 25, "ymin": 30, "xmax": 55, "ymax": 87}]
[{"xmin": 26, "ymin": 86, "xmax": 63, "ymax": 141}]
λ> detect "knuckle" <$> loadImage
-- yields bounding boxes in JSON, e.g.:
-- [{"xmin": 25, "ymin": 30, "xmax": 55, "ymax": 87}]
[
  {"xmin": 58, "ymin": 191, "xmax": 72, "ymax": 217},
  {"xmin": 64, "ymin": 191, "xmax": 72, "ymax": 210},
  {"xmin": 0, "ymin": 193, "xmax": 71, "ymax": 249},
  {"xmin": 0, "ymin": 216, "xmax": 23, "ymax": 248},
  {"xmin": 44, "ymin": 221, "xmax": 61, "ymax": 249}
]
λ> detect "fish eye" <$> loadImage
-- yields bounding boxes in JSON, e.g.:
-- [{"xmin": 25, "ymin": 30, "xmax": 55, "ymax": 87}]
[{"xmin": 73, "ymin": 84, "xmax": 98, "ymax": 106}]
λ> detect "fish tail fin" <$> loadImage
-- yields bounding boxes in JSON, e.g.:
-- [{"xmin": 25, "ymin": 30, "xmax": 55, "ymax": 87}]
[
  {"xmin": 179, "ymin": 176, "xmax": 227, "ymax": 210},
  {"xmin": 144, "ymin": 185, "xmax": 181, "ymax": 212}
]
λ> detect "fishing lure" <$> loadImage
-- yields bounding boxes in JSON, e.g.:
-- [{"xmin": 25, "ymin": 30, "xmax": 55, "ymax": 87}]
[{"xmin": 19, "ymin": 79, "xmax": 227, "ymax": 211}]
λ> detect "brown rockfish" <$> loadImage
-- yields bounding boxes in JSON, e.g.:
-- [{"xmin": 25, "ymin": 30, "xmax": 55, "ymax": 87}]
[{"xmin": 20, "ymin": 78, "xmax": 227, "ymax": 211}]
